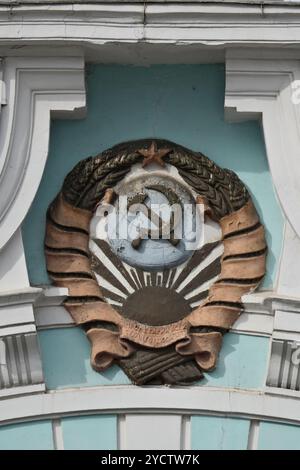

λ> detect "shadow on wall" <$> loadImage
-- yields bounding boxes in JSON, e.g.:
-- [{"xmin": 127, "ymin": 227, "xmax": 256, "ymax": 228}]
[
  {"xmin": 201, "ymin": 332, "xmax": 270, "ymax": 389},
  {"xmin": 38, "ymin": 327, "xmax": 131, "ymax": 389},
  {"xmin": 22, "ymin": 64, "xmax": 283, "ymax": 288}
]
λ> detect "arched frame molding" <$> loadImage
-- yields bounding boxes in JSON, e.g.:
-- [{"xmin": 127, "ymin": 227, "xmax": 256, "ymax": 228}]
[
  {"xmin": 0, "ymin": 54, "xmax": 86, "ymax": 401},
  {"xmin": 0, "ymin": 55, "xmax": 86, "ymax": 252},
  {"xmin": 224, "ymin": 50, "xmax": 300, "ymax": 295},
  {"xmin": 225, "ymin": 52, "xmax": 300, "ymax": 241},
  {"xmin": 0, "ymin": 385, "xmax": 299, "ymax": 427}
]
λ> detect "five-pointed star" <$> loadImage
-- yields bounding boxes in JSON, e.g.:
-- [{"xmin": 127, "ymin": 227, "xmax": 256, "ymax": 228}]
[{"xmin": 137, "ymin": 141, "xmax": 171, "ymax": 168}]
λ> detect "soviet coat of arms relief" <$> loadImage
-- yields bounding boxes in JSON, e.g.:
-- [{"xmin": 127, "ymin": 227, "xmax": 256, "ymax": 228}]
[{"xmin": 45, "ymin": 139, "xmax": 267, "ymax": 385}]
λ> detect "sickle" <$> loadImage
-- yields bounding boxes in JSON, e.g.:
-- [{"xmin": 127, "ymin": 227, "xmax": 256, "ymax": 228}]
[
  {"xmin": 146, "ymin": 184, "xmax": 182, "ymax": 246},
  {"xmin": 127, "ymin": 186, "xmax": 182, "ymax": 249}
]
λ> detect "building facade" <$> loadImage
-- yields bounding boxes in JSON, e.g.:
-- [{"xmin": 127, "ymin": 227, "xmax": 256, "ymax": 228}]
[{"xmin": 0, "ymin": 0, "xmax": 300, "ymax": 450}]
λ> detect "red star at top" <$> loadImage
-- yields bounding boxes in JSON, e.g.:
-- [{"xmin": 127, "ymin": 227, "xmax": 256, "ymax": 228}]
[{"xmin": 137, "ymin": 141, "xmax": 172, "ymax": 168}]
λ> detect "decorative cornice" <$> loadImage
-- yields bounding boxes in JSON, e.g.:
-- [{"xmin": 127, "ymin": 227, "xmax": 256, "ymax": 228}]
[
  {"xmin": 1, "ymin": 1, "xmax": 299, "ymax": 4},
  {"xmin": 0, "ymin": 385, "xmax": 300, "ymax": 426},
  {"xmin": 0, "ymin": 287, "xmax": 42, "ymax": 329},
  {"xmin": 0, "ymin": 331, "xmax": 44, "ymax": 393},
  {"xmin": 0, "ymin": 4, "xmax": 300, "ymax": 55},
  {"xmin": 0, "ymin": 287, "xmax": 42, "ymax": 307},
  {"xmin": 0, "ymin": 383, "xmax": 45, "ymax": 399},
  {"xmin": 242, "ymin": 291, "xmax": 300, "ymax": 314},
  {"xmin": 34, "ymin": 286, "xmax": 68, "ymax": 308}
]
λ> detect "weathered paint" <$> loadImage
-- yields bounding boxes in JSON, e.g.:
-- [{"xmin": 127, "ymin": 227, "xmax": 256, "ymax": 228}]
[
  {"xmin": 202, "ymin": 333, "xmax": 270, "ymax": 389},
  {"xmin": 38, "ymin": 327, "xmax": 130, "ymax": 389},
  {"xmin": 191, "ymin": 416, "xmax": 250, "ymax": 450},
  {"xmin": 61, "ymin": 415, "xmax": 117, "ymax": 450}
]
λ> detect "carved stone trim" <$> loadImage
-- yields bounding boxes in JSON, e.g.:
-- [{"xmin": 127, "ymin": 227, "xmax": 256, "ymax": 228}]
[{"xmin": 0, "ymin": 56, "xmax": 86, "ymax": 251}]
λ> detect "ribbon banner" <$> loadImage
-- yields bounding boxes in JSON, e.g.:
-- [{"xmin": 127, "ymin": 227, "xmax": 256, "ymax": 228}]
[{"xmin": 45, "ymin": 139, "xmax": 266, "ymax": 385}]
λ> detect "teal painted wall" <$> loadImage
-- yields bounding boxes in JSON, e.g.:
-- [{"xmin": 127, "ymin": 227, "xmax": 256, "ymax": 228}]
[
  {"xmin": 61, "ymin": 415, "xmax": 117, "ymax": 450},
  {"xmin": 202, "ymin": 333, "xmax": 269, "ymax": 389},
  {"xmin": 0, "ymin": 420, "xmax": 53, "ymax": 450},
  {"xmin": 38, "ymin": 327, "xmax": 130, "ymax": 389},
  {"xmin": 191, "ymin": 416, "xmax": 250, "ymax": 450},
  {"xmin": 22, "ymin": 64, "xmax": 283, "ymax": 288},
  {"xmin": 258, "ymin": 421, "xmax": 300, "ymax": 450}
]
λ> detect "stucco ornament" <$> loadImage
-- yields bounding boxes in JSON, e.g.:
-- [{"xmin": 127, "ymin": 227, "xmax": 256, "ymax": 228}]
[{"xmin": 45, "ymin": 139, "xmax": 267, "ymax": 385}]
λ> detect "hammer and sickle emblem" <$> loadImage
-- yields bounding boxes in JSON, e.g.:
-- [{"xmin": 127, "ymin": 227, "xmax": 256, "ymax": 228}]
[{"xmin": 127, "ymin": 185, "xmax": 182, "ymax": 250}]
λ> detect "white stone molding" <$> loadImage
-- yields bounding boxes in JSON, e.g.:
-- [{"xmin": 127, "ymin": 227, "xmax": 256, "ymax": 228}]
[
  {"xmin": 0, "ymin": 55, "xmax": 86, "ymax": 252},
  {"xmin": 0, "ymin": 287, "xmax": 42, "ymax": 309},
  {"xmin": 224, "ymin": 51, "xmax": 300, "ymax": 323},
  {"xmin": 0, "ymin": 55, "xmax": 86, "ymax": 399},
  {"xmin": 0, "ymin": 229, "xmax": 44, "ymax": 396},
  {"xmin": 34, "ymin": 287, "xmax": 72, "ymax": 330},
  {"xmin": 267, "ymin": 339, "xmax": 296, "ymax": 390},
  {"xmin": 276, "ymin": 221, "xmax": 300, "ymax": 298},
  {"xmin": 225, "ymin": 51, "xmax": 300, "ymax": 397},
  {"xmin": 0, "ymin": 332, "xmax": 45, "ymax": 396},
  {"xmin": 1, "ymin": 385, "xmax": 300, "ymax": 427},
  {"xmin": 52, "ymin": 418, "xmax": 64, "ymax": 451},
  {"xmin": 1, "ymin": 4, "xmax": 300, "ymax": 62},
  {"xmin": 0, "ymin": 383, "xmax": 45, "ymax": 400},
  {"xmin": 122, "ymin": 414, "xmax": 183, "ymax": 450},
  {"xmin": 225, "ymin": 53, "xmax": 300, "ymax": 242},
  {"xmin": 0, "ymin": 285, "xmax": 42, "ymax": 330},
  {"xmin": 0, "ymin": 58, "xmax": 6, "ymax": 108},
  {"xmin": 247, "ymin": 420, "xmax": 260, "ymax": 451}
]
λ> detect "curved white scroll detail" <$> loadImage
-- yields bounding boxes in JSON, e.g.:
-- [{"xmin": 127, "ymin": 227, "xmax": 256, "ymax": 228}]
[
  {"xmin": 225, "ymin": 55, "xmax": 300, "ymax": 239},
  {"xmin": 0, "ymin": 56, "xmax": 86, "ymax": 250}
]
